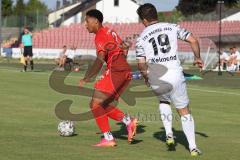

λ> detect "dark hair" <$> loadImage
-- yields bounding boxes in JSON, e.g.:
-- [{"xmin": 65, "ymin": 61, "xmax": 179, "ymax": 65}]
[
  {"xmin": 86, "ymin": 9, "xmax": 103, "ymax": 23},
  {"xmin": 137, "ymin": 3, "xmax": 158, "ymax": 22}
]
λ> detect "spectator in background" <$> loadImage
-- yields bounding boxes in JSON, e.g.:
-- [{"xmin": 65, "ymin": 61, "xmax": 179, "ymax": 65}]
[
  {"xmin": 11, "ymin": 39, "xmax": 20, "ymax": 48},
  {"xmin": 232, "ymin": 46, "xmax": 240, "ymax": 55},
  {"xmin": 72, "ymin": 46, "xmax": 81, "ymax": 58},
  {"xmin": 232, "ymin": 46, "xmax": 240, "ymax": 71},
  {"xmin": 55, "ymin": 45, "xmax": 67, "ymax": 71},
  {"xmin": 2, "ymin": 40, "xmax": 13, "ymax": 58},
  {"xmin": 21, "ymin": 27, "xmax": 34, "ymax": 72},
  {"xmin": 70, "ymin": 46, "xmax": 82, "ymax": 67},
  {"xmin": 2, "ymin": 38, "xmax": 20, "ymax": 59},
  {"xmin": 219, "ymin": 49, "xmax": 229, "ymax": 70},
  {"xmin": 227, "ymin": 47, "xmax": 238, "ymax": 71},
  {"xmin": 66, "ymin": 46, "xmax": 76, "ymax": 60},
  {"xmin": 64, "ymin": 46, "xmax": 77, "ymax": 70}
]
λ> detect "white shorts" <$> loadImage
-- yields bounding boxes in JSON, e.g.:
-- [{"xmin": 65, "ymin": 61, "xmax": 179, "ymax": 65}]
[{"xmin": 148, "ymin": 66, "xmax": 189, "ymax": 109}]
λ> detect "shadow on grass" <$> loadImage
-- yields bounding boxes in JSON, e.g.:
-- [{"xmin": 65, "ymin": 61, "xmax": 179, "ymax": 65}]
[
  {"xmin": 110, "ymin": 122, "xmax": 146, "ymax": 144},
  {"xmin": 60, "ymin": 133, "xmax": 78, "ymax": 137},
  {"xmin": 153, "ymin": 127, "xmax": 208, "ymax": 151}
]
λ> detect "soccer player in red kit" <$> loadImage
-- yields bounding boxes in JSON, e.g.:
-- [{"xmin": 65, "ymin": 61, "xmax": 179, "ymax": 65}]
[{"xmin": 79, "ymin": 9, "xmax": 137, "ymax": 147}]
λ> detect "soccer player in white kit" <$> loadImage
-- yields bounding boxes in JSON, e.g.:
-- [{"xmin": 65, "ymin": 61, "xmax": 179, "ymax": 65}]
[{"xmin": 136, "ymin": 3, "xmax": 203, "ymax": 156}]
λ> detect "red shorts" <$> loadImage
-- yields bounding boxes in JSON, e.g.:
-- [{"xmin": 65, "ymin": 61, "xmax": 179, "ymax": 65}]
[{"xmin": 94, "ymin": 70, "xmax": 131, "ymax": 100}]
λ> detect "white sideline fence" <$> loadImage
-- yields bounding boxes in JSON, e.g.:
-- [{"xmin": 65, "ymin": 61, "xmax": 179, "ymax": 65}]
[{"xmin": 1, "ymin": 48, "xmax": 214, "ymax": 64}]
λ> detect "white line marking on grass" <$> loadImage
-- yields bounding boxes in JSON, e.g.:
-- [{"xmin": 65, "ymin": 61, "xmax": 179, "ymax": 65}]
[
  {"xmin": 0, "ymin": 67, "xmax": 84, "ymax": 78},
  {"xmin": 188, "ymin": 87, "xmax": 240, "ymax": 96}
]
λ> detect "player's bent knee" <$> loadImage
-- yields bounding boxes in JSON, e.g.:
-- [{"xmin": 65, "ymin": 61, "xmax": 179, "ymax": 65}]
[
  {"xmin": 177, "ymin": 107, "xmax": 190, "ymax": 116},
  {"xmin": 90, "ymin": 98, "xmax": 105, "ymax": 109}
]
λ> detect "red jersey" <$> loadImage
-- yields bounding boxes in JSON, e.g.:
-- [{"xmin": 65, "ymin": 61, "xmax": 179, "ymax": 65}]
[{"xmin": 95, "ymin": 27, "xmax": 131, "ymax": 72}]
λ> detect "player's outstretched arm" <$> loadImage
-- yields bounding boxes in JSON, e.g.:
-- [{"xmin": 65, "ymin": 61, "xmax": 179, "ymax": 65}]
[
  {"xmin": 79, "ymin": 52, "xmax": 105, "ymax": 87},
  {"xmin": 26, "ymin": 28, "xmax": 32, "ymax": 36},
  {"xmin": 137, "ymin": 57, "xmax": 150, "ymax": 87},
  {"xmin": 186, "ymin": 34, "xmax": 203, "ymax": 69}
]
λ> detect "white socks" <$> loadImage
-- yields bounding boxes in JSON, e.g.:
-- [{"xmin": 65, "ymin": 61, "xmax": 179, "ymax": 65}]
[
  {"xmin": 122, "ymin": 115, "xmax": 131, "ymax": 126},
  {"xmin": 159, "ymin": 103, "xmax": 173, "ymax": 136},
  {"xmin": 103, "ymin": 131, "xmax": 114, "ymax": 141},
  {"xmin": 159, "ymin": 103, "xmax": 197, "ymax": 150},
  {"xmin": 103, "ymin": 115, "xmax": 131, "ymax": 141},
  {"xmin": 181, "ymin": 114, "xmax": 197, "ymax": 150}
]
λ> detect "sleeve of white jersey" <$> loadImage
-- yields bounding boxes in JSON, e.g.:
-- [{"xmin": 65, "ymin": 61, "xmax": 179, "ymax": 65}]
[
  {"xmin": 136, "ymin": 38, "xmax": 145, "ymax": 60},
  {"xmin": 176, "ymin": 25, "xmax": 191, "ymax": 41}
]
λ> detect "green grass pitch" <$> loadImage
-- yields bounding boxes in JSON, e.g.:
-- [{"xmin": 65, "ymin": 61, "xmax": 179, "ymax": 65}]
[{"xmin": 0, "ymin": 60, "xmax": 240, "ymax": 160}]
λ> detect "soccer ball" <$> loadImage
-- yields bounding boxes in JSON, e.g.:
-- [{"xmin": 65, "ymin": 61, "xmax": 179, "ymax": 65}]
[{"xmin": 57, "ymin": 120, "xmax": 75, "ymax": 137}]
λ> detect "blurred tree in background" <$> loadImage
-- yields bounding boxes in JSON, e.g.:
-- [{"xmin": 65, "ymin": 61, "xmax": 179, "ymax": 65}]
[
  {"xmin": 12, "ymin": 0, "xmax": 25, "ymax": 15},
  {"xmin": 25, "ymin": 0, "xmax": 48, "ymax": 15},
  {"xmin": 12, "ymin": 0, "xmax": 25, "ymax": 28},
  {"xmin": 25, "ymin": 0, "xmax": 49, "ymax": 29},
  {"xmin": 3, "ymin": 0, "xmax": 49, "ymax": 29},
  {"xmin": 158, "ymin": 9, "xmax": 185, "ymax": 23},
  {"xmin": 177, "ymin": 0, "xmax": 240, "ymax": 16},
  {"xmin": 2, "ymin": 0, "xmax": 13, "ymax": 17}
]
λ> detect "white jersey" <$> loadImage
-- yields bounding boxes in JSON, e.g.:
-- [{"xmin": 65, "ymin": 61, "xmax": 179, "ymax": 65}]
[
  {"xmin": 220, "ymin": 52, "xmax": 229, "ymax": 60},
  {"xmin": 66, "ymin": 50, "xmax": 75, "ymax": 59},
  {"xmin": 136, "ymin": 22, "xmax": 191, "ymax": 72},
  {"xmin": 136, "ymin": 22, "xmax": 192, "ymax": 107},
  {"xmin": 235, "ymin": 51, "xmax": 240, "ymax": 60}
]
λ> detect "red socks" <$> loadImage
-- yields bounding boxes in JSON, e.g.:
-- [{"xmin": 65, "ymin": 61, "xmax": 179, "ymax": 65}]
[
  {"xmin": 91, "ymin": 104, "xmax": 125, "ymax": 133},
  {"xmin": 91, "ymin": 104, "xmax": 111, "ymax": 133}
]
